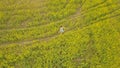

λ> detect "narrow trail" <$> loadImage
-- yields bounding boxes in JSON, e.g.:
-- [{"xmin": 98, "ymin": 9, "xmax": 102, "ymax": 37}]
[
  {"xmin": 0, "ymin": 29, "xmax": 74, "ymax": 46},
  {"xmin": 1, "ymin": 13, "xmax": 120, "ymax": 46}
]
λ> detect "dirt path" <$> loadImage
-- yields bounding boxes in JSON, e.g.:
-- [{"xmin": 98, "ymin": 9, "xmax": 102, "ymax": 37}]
[{"xmin": 1, "ymin": 12, "xmax": 120, "ymax": 46}]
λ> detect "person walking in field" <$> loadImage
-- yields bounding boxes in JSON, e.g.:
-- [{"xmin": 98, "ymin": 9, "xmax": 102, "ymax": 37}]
[{"xmin": 59, "ymin": 26, "xmax": 64, "ymax": 34}]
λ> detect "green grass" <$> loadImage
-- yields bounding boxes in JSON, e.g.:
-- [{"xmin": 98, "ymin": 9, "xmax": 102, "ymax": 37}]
[{"xmin": 0, "ymin": 0, "xmax": 120, "ymax": 68}]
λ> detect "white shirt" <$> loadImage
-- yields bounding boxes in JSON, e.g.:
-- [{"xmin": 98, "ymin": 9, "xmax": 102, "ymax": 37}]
[{"xmin": 60, "ymin": 27, "xmax": 64, "ymax": 33}]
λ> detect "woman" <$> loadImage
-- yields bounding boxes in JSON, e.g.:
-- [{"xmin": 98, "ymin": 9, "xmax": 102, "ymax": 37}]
[{"xmin": 59, "ymin": 26, "xmax": 64, "ymax": 34}]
